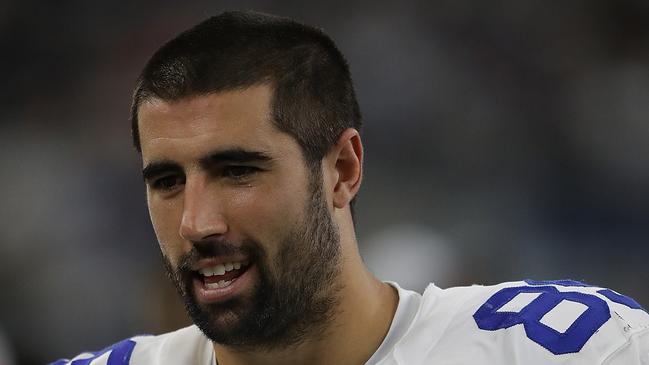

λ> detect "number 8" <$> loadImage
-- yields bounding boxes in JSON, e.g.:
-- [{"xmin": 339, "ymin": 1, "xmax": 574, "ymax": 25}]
[{"xmin": 473, "ymin": 285, "xmax": 610, "ymax": 355}]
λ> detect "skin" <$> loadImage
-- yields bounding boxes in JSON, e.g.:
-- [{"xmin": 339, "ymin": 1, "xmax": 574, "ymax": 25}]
[{"xmin": 138, "ymin": 84, "xmax": 398, "ymax": 365}]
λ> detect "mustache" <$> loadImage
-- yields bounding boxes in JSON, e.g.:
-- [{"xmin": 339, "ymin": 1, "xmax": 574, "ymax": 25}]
[{"xmin": 177, "ymin": 239, "xmax": 262, "ymax": 272}]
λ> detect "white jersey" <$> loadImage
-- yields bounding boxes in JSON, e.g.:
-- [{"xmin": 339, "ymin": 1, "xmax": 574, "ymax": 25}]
[
  {"xmin": 51, "ymin": 280, "xmax": 649, "ymax": 365},
  {"xmin": 377, "ymin": 280, "xmax": 649, "ymax": 364}
]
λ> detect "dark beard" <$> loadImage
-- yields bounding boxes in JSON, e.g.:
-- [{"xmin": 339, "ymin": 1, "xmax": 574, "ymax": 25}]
[{"xmin": 163, "ymin": 174, "xmax": 342, "ymax": 351}]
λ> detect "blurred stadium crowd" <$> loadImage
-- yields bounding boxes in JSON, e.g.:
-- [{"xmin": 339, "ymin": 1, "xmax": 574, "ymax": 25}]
[{"xmin": 1, "ymin": 1, "xmax": 648, "ymax": 364}]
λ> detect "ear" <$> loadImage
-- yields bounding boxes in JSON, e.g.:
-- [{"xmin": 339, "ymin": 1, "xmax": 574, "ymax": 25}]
[{"xmin": 325, "ymin": 128, "xmax": 363, "ymax": 209}]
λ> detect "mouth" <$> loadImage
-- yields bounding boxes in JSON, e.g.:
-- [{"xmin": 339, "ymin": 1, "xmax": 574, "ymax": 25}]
[{"xmin": 192, "ymin": 259, "xmax": 255, "ymax": 304}]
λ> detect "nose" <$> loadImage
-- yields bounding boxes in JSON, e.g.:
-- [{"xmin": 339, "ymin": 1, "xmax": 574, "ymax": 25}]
[{"xmin": 179, "ymin": 175, "xmax": 228, "ymax": 242}]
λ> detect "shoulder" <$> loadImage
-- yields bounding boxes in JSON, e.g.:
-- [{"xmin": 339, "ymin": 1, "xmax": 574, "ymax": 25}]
[
  {"xmin": 389, "ymin": 280, "xmax": 649, "ymax": 365},
  {"xmin": 48, "ymin": 325, "xmax": 212, "ymax": 365}
]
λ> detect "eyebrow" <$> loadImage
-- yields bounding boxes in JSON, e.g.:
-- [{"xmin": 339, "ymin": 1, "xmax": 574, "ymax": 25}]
[
  {"xmin": 142, "ymin": 160, "xmax": 182, "ymax": 182},
  {"xmin": 198, "ymin": 148, "xmax": 273, "ymax": 169},
  {"xmin": 142, "ymin": 148, "xmax": 273, "ymax": 181}
]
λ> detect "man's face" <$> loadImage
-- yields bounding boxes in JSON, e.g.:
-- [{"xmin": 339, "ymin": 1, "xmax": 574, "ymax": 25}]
[{"xmin": 137, "ymin": 85, "xmax": 341, "ymax": 349}]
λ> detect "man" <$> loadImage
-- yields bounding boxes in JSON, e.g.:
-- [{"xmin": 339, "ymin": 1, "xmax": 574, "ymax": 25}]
[{"xmin": 52, "ymin": 11, "xmax": 649, "ymax": 365}]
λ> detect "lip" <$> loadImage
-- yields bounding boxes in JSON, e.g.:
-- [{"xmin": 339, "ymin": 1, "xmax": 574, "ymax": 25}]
[
  {"xmin": 191, "ymin": 256, "xmax": 250, "ymax": 272},
  {"xmin": 193, "ymin": 263, "xmax": 256, "ymax": 304}
]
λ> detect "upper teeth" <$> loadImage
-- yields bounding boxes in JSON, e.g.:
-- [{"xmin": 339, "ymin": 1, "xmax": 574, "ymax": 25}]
[{"xmin": 199, "ymin": 261, "xmax": 246, "ymax": 277}]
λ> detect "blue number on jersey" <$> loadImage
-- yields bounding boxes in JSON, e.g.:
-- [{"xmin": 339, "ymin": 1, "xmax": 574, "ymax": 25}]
[
  {"xmin": 525, "ymin": 279, "xmax": 646, "ymax": 312},
  {"xmin": 49, "ymin": 339, "xmax": 136, "ymax": 365},
  {"xmin": 474, "ymin": 280, "xmax": 645, "ymax": 355}
]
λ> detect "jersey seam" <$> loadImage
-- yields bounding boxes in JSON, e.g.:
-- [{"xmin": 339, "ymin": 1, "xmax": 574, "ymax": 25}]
[{"xmin": 601, "ymin": 326, "xmax": 649, "ymax": 364}]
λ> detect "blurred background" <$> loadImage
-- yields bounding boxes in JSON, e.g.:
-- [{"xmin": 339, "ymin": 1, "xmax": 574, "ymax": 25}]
[{"xmin": 1, "ymin": 1, "xmax": 648, "ymax": 364}]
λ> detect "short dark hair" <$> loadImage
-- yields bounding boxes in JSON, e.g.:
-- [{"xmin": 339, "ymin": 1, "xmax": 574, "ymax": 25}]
[{"xmin": 131, "ymin": 11, "xmax": 362, "ymax": 169}]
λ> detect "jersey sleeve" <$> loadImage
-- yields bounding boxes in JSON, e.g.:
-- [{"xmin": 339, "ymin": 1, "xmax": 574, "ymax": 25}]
[
  {"xmin": 47, "ymin": 325, "xmax": 213, "ymax": 365},
  {"xmin": 602, "ymin": 327, "xmax": 649, "ymax": 364},
  {"xmin": 471, "ymin": 280, "xmax": 649, "ymax": 364},
  {"xmin": 48, "ymin": 337, "xmax": 141, "ymax": 365}
]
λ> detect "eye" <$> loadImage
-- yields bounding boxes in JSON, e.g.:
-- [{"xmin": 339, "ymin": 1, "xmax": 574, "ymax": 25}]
[
  {"xmin": 151, "ymin": 174, "xmax": 185, "ymax": 191},
  {"xmin": 224, "ymin": 165, "xmax": 259, "ymax": 180}
]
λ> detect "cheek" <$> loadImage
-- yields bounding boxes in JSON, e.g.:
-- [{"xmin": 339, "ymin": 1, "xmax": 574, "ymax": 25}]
[
  {"xmin": 148, "ymin": 198, "xmax": 184, "ymax": 266},
  {"xmin": 229, "ymin": 182, "xmax": 307, "ymax": 245}
]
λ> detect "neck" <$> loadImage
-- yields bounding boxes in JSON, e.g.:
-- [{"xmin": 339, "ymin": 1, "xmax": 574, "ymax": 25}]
[{"xmin": 213, "ymin": 227, "xmax": 399, "ymax": 365}]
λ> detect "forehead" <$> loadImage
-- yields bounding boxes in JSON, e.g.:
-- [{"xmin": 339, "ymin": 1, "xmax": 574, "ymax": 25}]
[{"xmin": 137, "ymin": 85, "xmax": 296, "ymax": 164}]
